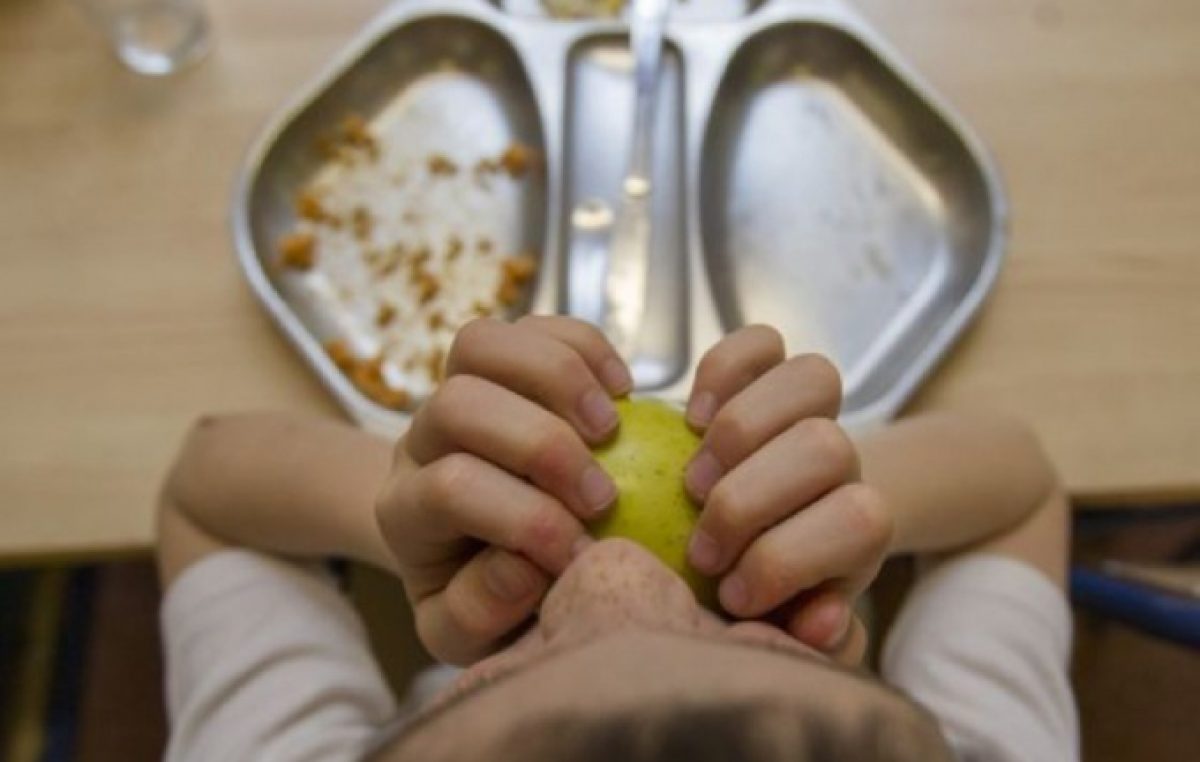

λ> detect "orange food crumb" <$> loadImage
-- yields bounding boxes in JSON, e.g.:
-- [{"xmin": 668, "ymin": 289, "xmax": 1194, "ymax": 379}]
[
  {"xmin": 347, "ymin": 353, "xmax": 410, "ymax": 411},
  {"xmin": 324, "ymin": 339, "xmax": 356, "ymax": 373},
  {"xmin": 295, "ymin": 190, "xmax": 327, "ymax": 223},
  {"xmin": 496, "ymin": 278, "xmax": 521, "ymax": 306},
  {"xmin": 316, "ymin": 113, "xmax": 378, "ymax": 162},
  {"xmin": 373, "ymin": 385, "xmax": 411, "ymax": 410},
  {"xmin": 416, "ymin": 272, "xmax": 441, "ymax": 305},
  {"xmin": 341, "ymin": 114, "xmax": 376, "ymax": 151},
  {"xmin": 500, "ymin": 143, "xmax": 539, "ymax": 177},
  {"xmin": 428, "ymin": 311, "xmax": 446, "ymax": 331},
  {"xmin": 502, "ymin": 255, "xmax": 538, "ymax": 284},
  {"xmin": 428, "ymin": 153, "xmax": 459, "ymax": 176},
  {"xmin": 407, "ymin": 247, "xmax": 432, "ymax": 283},
  {"xmin": 278, "ymin": 232, "xmax": 316, "ymax": 271},
  {"xmin": 376, "ymin": 303, "xmax": 396, "ymax": 327},
  {"xmin": 426, "ymin": 348, "xmax": 445, "ymax": 383}
]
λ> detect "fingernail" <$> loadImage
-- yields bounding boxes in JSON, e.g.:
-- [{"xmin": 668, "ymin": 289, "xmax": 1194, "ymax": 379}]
[
  {"xmin": 571, "ymin": 534, "xmax": 594, "ymax": 558},
  {"xmin": 685, "ymin": 449, "xmax": 723, "ymax": 499},
  {"xmin": 483, "ymin": 553, "xmax": 538, "ymax": 602},
  {"xmin": 601, "ymin": 358, "xmax": 633, "ymax": 395},
  {"xmin": 820, "ymin": 602, "xmax": 852, "ymax": 650},
  {"xmin": 578, "ymin": 388, "xmax": 618, "ymax": 437},
  {"xmin": 579, "ymin": 464, "xmax": 617, "ymax": 515},
  {"xmin": 720, "ymin": 574, "xmax": 748, "ymax": 613},
  {"xmin": 688, "ymin": 530, "xmax": 720, "ymax": 573},
  {"xmin": 687, "ymin": 391, "xmax": 717, "ymax": 428}
]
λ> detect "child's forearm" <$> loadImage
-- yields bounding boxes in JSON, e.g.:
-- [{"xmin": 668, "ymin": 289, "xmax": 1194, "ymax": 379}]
[
  {"xmin": 857, "ymin": 412, "xmax": 1059, "ymax": 558},
  {"xmin": 159, "ymin": 413, "xmax": 398, "ymax": 583}
]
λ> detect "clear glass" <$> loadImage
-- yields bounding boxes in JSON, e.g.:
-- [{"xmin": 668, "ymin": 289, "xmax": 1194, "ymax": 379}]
[{"xmin": 74, "ymin": 0, "xmax": 211, "ymax": 76}]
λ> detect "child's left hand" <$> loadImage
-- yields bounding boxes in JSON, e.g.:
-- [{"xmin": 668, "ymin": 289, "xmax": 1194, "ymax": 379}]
[{"xmin": 682, "ymin": 325, "xmax": 894, "ymax": 659}]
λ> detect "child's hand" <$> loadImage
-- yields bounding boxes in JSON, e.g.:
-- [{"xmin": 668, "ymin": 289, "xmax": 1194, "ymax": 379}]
[
  {"xmin": 374, "ymin": 317, "xmax": 632, "ymax": 665},
  {"xmin": 683, "ymin": 326, "xmax": 893, "ymax": 660}
]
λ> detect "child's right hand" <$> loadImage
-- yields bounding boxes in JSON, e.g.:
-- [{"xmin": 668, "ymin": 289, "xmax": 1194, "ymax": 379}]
[{"xmin": 374, "ymin": 317, "xmax": 633, "ymax": 665}]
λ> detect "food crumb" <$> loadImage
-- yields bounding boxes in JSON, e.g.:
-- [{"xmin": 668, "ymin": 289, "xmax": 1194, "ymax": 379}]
[
  {"xmin": 376, "ymin": 303, "xmax": 396, "ymax": 327},
  {"xmin": 351, "ymin": 206, "xmax": 373, "ymax": 241},
  {"xmin": 500, "ymin": 143, "xmax": 538, "ymax": 177},
  {"xmin": 295, "ymin": 191, "xmax": 328, "ymax": 223},
  {"xmin": 378, "ymin": 248, "xmax": 402, "ymax": 277},
  {"xmin": 341, "ymin": 114, "xmax": 378, "ymax": 159},
  {"xmin": 426, "ymin": 348, "xmax": 445, "ymax": 383},
  {"xmin": 472, "ymin": 300, "xmax": 493, "ymax": 317},
  {"xmin": 345, "ymin": 355, "xmax": 410, "ymax": 415},
  {"xmin": 477, "ymin": 237, "xmax": 493, "ymax": 254},
  {"xmin": 324, "ymin": 339, "xmax": 356, "ymax": 373},
  {"xmin": 341, "ymin": 113, "xmax": 368, "ymax": 142},
  {"xmin": 409, "ymin": 246, "xmax": 432, "ymax": 273},
  {"xmin": 496, "ymin": 278, "xmax": 521, "ymax": 306},
  {"xmin": 502, "ymin": 255, "xmax": 537, "ymax": 284},
  {"xmin": 278, "ymin": 232, "xmax": 316, "ymax": 271},
  {"xmin": 428, "ymin": 311, "xmax": 445, "ymax": 331},
  {"xmin": 416, "ymin": 272, "xmax": 441, "ymax": 305},
  {"xmin": 427, "ymin": 153, "xmax": 459, "ymax": 176}
]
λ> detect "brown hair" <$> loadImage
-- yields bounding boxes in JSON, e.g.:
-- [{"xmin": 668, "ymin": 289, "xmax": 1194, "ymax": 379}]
[{"xmin": 396, "ymin": 699, "xmax": 950, "ymax": 762}]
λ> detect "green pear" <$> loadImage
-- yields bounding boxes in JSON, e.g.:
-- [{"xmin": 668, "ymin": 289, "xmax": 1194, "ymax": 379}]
[{"xmin": 590, "ymin": 397, "xmax": 719, "ymax": 609}]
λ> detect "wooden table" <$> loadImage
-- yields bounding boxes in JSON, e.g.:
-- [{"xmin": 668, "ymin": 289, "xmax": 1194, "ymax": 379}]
[{"xmin": 1, "ymin": 0, "xmax": 1198, "ymax": 563}]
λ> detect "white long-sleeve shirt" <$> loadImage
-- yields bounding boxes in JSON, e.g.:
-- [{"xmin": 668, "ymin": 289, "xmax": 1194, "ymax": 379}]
[{"xmin": 162, "ymin": 551, "xmax": 1078, "ymax": 761}]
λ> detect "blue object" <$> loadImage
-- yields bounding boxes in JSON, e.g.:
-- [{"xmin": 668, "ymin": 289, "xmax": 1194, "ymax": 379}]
[{"xmin": 1071, "ymin": 566, "xmax": 1200, "ymax": 650}]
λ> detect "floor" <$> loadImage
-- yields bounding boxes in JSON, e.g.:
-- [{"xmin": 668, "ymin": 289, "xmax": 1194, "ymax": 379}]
[{"xmin": 2, "ymin": 512, "xmax": 1197, "ymax": 761}]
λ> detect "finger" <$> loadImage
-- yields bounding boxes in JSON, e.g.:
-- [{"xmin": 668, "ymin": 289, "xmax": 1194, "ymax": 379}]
[
  {"xmin": 685, "ymin": 354, "xmax": 843, "ymax": 501},
  {"xmin": 515, "ymin": 314, "xmax": 633, "ymax": 395},
  {"xmin": 686, "ymin": 325, "xmax": 785, "ymax": 430},
  {"xmin": 784, "ymin": 587, "xmax": 854, "ymax": 652},
  {"xmin": 717, "ymin": 483, "xmax": 894, "ymax": 617},
  {"xmin": 407, "ymin": 375, "xmax": 617, "ymax": 519},
  {"xmin": 415, "ymin": 547, "xmax": 550, "ymax": 666},
  {"xmin": 445, "ymin": 318, "xmax": 619, "ymax": 443},
  {"xmin": 688, "ymin": 417, "xmax": 859, "ymax": 575},
  {"xmin": 379, "ymin": 452, "xmax": 590, "ymax": 598},
  {"xmin": 828, "ymin": 615, "xmax": 869, "ymax": 667}
]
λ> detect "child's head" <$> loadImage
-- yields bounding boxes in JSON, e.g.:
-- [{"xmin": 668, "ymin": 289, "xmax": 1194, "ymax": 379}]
[{"xmin": 376, "ymin": 539, "xmax": 952, "ymax": 761}]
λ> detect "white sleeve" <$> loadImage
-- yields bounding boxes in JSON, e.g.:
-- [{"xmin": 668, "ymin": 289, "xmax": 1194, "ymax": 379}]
[
  {"xmin": 161, "ymin": 550, "xmax": 398, "ymax": 762},
  {"xmin": 882, "ymin": 554, "xmax": 1079, "ymax": 762}
]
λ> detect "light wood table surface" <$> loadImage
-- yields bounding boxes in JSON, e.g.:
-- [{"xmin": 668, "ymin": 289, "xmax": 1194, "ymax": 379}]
[{"xmin": 1, "ymin": 0, "xmax": 1198, "ymax": 563}]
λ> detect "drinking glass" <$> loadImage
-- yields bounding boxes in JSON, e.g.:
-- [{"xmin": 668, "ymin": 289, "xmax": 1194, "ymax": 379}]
[{"xmin": 74, "ymin": 0, "xmax": 211, "ymax": 76}]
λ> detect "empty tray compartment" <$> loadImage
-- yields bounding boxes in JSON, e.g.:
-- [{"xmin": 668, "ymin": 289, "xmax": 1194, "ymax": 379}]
[{"xmin": 700, "ymin": 22, "xmax": 999, "ymax": 414}]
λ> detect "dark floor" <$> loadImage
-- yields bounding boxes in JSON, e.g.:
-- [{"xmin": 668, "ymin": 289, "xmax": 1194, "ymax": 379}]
[{"xmin": 2, "ymin": 513, "xmax": 1198, "ymax": 761}]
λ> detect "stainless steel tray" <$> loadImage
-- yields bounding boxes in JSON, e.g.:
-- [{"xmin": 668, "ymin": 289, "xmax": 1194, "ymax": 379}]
[{"xmin": 232, "ymin": 0, "xmax": 1007, "ymax": 436}]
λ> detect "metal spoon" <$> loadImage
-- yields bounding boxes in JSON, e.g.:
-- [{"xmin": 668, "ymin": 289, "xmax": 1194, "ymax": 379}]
[
  {"xmin": 566, "ymin": 0, "xmax": 670, "ymax": 351},
  {"xmin": 603, "ymin": 0, "xmax": 671, "ymax": 359}
]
